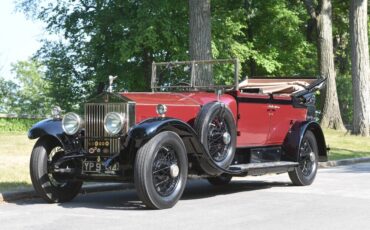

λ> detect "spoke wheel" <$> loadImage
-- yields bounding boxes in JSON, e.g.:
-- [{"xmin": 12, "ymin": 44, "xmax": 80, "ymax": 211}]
[
  {"xmin": 207, "ymin": 115, "xmax": 231, "ymax": 162},
  {"xmin": 195, "ymin": 102, "xmax": 236, "ymax": 176},
  {"xmin": 289, "ymin": 130, "xmax": 318, "ymax": 186},
  {"xmin": 152, "ymin": 145, "xmax": 180, "ymax": 197},
  {"xmin": 135, "ymin": 131, "xmax": 188, "ymax": 209},
  {"xmin": 30, "ymin": 138, "xmax": 82, "ymax": 203}
]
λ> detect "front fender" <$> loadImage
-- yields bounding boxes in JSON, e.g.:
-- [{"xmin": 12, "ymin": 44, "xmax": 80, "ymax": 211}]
[
  {"xmin": 125, "ymin": 117, "xmax": 200, "ymax": 150},
  {"xmin": 123, "ymin": 117, "xmax": 249, "ymax": 176},
  {"xmin": 28, "ymin": 118, "xmax": 71, "ymax": 150},
  {"xmin": 282, "ymin": 121, "xmax": 328, "ymax": 162}
]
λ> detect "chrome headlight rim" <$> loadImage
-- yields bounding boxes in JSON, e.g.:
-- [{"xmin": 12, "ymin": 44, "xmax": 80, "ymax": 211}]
[
  {"xmin": 104, "ymin": 112, "xmax": 126, "ymax": 135},
  {"xmin": 62, "ymin": 112, "xmax": 82, "ymax": 135}
]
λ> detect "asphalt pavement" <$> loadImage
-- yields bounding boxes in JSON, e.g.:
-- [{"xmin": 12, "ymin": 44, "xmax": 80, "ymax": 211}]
[{"xmin": 1, "ymin": 163, "xmax": 370, "ymax": 230}]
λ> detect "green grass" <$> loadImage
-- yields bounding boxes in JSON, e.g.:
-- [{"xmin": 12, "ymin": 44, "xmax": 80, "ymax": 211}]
[
  {"xmin": 324, "ymin": 129, "xmax": 370, "ymax": 160},
  {"xmin": 0, "ymin": 129, "xmax": 369, "ymax": 193},
  {"xmin": 0, "ymin": 133, "xmax": 35, "ymax": 193}
]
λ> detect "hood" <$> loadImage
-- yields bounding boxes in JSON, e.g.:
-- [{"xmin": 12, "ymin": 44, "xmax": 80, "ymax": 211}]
[{"xmin": 121, "ymin": 92, "xmax": 237, "ymax": 124}]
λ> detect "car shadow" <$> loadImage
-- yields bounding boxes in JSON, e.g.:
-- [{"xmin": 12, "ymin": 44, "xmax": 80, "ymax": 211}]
[{"xmin": 7, "ymin": 178, "xmax": 292, "ymax": 211}]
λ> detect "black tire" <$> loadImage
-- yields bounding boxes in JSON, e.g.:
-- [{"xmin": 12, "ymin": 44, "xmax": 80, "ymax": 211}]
[
  {"xmin": 194, "ymin": 102, "xmax": 236, "ymax": 175},
  {"xmin": 289, "ymin": 130, "xmax": 319, "ymax": 186},
  {"xmin": 207, "ymin": 174, "xmax": 232, "ymax": 186},
  {"xmin": 30, "ymin": 137, "xmax": 82, "ymax": 203},
  {"xmin": 134, "ymin": 131, "xmax": 188, "ymax": 209}
]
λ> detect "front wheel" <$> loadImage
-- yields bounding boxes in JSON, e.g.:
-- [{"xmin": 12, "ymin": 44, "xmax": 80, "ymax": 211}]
[
  {"xmin": 289, "ymin": 131, "xmax": 319, "ymax": 186},
  {"xmin": 30, "ymin": 138, "xmax": 82, "ymax": 203},
  {"xmin": 134, "ymin": 131, "xmax": 188, "ymax": 209}
]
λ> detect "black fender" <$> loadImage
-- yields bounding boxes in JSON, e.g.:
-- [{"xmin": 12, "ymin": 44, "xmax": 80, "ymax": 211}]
[
  {"xmin": 28, "ymin": 118, "xmax": 74, "ymax": 152},
  {"xmin": 123, "ymin": 117, "xmax": 204, "ymax": 162},
  {"xmin": 282, "ymin": 121, "xmax": 328, "ymax": 162},
  {"xmin": 123, "ymin": 117, "xmax": 247, "ymax": 175}
]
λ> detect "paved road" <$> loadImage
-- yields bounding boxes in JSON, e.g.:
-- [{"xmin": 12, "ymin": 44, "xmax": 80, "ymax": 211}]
[{"xmin": 1, "ymin": 163, "xmax": 370, "ymax": 230}]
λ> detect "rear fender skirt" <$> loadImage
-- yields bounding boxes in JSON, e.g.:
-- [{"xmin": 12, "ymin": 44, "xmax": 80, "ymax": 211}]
[
  {"xmin": 124, "ymin": 117, "xmax": 249, "ymax": 175},
  {"xmin": 282, "ymin": 121, "xmax": 328, "ymax": 162},
  {"xmin": 28, "ymin": 118, "xmax": 75, "ymax": 152}
]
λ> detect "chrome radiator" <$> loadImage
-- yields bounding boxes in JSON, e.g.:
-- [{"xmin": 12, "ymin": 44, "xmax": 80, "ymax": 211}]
[{"xmin": 84, "ymin": 103, "xmax": 134, "ymax": 154}]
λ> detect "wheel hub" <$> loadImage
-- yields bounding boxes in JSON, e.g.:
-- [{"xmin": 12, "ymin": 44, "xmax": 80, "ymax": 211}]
[
  {"xmin": 169, "ymin": 164, "xmax": 179, "ymax": 178},
  {"xmin": 222, "ymin": 132, "xmax": 231, "ymax": 145},
  {"xmin": 309, "ymin": 152, "xmax": 316, "ymax": 162}
]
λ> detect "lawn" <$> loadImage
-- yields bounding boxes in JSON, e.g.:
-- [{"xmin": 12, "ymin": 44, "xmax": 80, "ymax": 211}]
[
  {"xmin": 0, "ymin": 132, "xmax": 35, "ymax": 193},
  {"xmin": 324, "ymin": 129, "xmax": 370, "ymax": 160},
  {"xmin": 0, "ymin": 129, "xmax": 369, "ymax": 193}
]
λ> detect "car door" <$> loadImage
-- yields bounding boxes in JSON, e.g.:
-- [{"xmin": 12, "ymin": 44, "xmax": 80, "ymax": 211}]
[
  {"xmin": 267, "ymin": 95, "xmax": 307, "ymax": 145},
  {"xmin": 236, "ymin": 92, "xmax": 270, "ymax": 147}
]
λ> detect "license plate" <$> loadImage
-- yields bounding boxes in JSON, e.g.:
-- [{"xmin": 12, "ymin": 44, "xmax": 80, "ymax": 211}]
[{"xmin": 82, "ymin": 160, "xmax": 102, "ymax": 173}]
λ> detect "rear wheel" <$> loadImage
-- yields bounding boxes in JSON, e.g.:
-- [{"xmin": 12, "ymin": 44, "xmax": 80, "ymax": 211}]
[
  {"xmin": 289, "ymin": 131, "xmax": 319, "ymax": 186},
  {"xmin": 134, "ymin": 131, "xmax": 188, "ymax": 209},
  {"xmin": 30, "ymin": 138, "xmax": 82, "ymax": 203}
]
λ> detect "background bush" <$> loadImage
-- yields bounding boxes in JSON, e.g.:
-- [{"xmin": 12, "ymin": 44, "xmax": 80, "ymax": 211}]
[{"xmin": 0, "ymin": 118, "xmax": 42, "ymax": 132}]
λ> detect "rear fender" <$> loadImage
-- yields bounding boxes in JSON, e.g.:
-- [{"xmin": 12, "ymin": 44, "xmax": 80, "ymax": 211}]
[{"xmin": 282, "ymin": 121, "xmax": 328, "ymax": 162}]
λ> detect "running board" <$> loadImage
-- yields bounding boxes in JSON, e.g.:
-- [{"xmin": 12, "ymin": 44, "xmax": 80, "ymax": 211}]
[{"xmin": 228, "ymin": 161, "xmax": 298, "ymax": 176}]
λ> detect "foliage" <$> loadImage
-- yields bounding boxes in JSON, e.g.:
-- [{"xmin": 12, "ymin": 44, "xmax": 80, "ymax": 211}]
[
  {"xmin": 13, "ymin": 0, "xmax": 365, "ymax": 125},
  {"xmin": 0, "ymin": 77, "xmax": 19, "ymax": 113},
  {"xmin": 10, "ymin": 59, "xmax": 53, "ymax": 115},
  {"xmin": 17, "ymin": 0, "xmax": 319, "ymax": 99},
  {"xmin": 0, "ymin": 118, "xmax": 41, "ymax": 132}
]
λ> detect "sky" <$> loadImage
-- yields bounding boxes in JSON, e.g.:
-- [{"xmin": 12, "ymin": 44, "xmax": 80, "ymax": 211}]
[{"xmin": 0, "ymin": 0, "xmax": 44, "ymax": 81}]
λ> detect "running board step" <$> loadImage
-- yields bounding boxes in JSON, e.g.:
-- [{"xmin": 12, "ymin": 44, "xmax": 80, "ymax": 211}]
[{"xmin": 229, "ymin": 161, "xmax": 298, "ymax": 176}]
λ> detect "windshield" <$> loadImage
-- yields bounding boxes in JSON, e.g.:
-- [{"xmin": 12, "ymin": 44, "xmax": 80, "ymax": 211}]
[{"xmin": 151, "ymin": 59, "xmax": 240, "ymax": 91}]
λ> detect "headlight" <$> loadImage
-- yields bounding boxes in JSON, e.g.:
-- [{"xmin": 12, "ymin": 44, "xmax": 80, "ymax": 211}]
[
  {"xmin": 62, "ymin": 112, "xmax": 82, "ymax": 135},
  {"xmin": 104, "ymin": 112, "xmax": 126, "ymax": 135}
]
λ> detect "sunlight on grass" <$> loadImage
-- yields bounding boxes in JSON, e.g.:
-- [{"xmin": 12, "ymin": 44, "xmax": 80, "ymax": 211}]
[
  {"xmin": 0, "ymin": 133, "xmax": 35, "ymax": 193},
  {"xmin": 323, "ymin": 129, "xmax": 370, "ymax": 160}
]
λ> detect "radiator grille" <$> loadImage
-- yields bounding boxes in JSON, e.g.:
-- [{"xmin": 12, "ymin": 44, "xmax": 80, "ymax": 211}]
[{"xmin": 84, "ymin": 103, "xmax": 127, "ymax": 154}]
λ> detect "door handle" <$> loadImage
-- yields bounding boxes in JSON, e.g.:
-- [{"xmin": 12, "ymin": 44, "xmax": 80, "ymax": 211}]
[{"xmin": 267, "ymin": 105, "xmax": 280, "ymax": 110}]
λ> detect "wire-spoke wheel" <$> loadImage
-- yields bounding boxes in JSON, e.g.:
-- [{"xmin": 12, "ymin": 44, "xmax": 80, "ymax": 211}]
[
  {"xmin": 30, "ymin": 137, "xmax": 82, "ymax": 203},
  {"xmin": 289, "ymin": 130, "xmax": 318, "ymax": 186},
  {"xmin": 195, "ymin": 102, "xmax": 236, "ymax": 175},
  {"xmin": 134, "ymin": 131, "xmax": 188, "ymax": 209}
]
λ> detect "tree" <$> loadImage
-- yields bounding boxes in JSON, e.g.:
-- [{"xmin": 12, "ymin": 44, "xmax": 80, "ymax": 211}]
[
  {"xmin": 0, "ymin": 77, "xmax": 19, "ymax": 113},
  {"xmin": 189, "ymin": 0, "xmax": 213, "ymax": 86},
  {"xmin": 304, "ymin": 0, "xmax": 345, "ymax": 130},
  {"xmin": 350, "ymin": 0, "xmax": 370, "ymax": 136},
  {"xmin": 11, "ymin": 59, "xmax": 52, "ymax": 115},
  {"xmin": 18, "ymin": 0, "xmax": 189, "ymax": 98}
]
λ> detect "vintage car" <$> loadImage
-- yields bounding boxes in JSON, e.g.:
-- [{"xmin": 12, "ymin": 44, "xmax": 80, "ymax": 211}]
[{"xmin": 28, "ymin": 59, "xmax": 327, "ymax": 209}]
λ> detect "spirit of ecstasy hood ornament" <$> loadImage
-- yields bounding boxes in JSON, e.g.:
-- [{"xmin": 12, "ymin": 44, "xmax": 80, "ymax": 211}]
[{"xmin": 108, "ymin": 75, "xmax": 118, "ymax": 93}]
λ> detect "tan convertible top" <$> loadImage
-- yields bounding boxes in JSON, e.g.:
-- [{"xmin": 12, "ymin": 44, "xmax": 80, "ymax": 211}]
[{"xmin": 238, "ymin": 78, "xmax": 314, "ymax": 95}]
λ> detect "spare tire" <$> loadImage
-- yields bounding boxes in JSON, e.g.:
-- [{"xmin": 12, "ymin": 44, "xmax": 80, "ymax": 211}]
[{"xmin": 194, "ymin": 102, "xmax": 237, "ymax": 175}]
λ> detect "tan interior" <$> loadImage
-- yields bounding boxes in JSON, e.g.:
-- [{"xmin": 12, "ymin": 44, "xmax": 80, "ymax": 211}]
[{"xmin": 238, "ymin": 78, "xmax": 314, "ymax": 95}]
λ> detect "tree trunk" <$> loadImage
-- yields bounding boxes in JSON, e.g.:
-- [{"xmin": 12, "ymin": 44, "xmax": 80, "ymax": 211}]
[
  {"xmin": 350, "ymin": 0, "xmax": 370, "ymax": 136},
  {"xmin": 304, "ymin": 0, "xmax": 345, "ymax": 130},
  {"xmin": 189, "ymin": 0, "xmax": 213, "ymax": 87}
]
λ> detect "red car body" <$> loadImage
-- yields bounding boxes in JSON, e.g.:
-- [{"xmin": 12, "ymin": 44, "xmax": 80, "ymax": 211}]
[{"xmin": 123, "ymin": 91, "xmax": 306, "ymax": 147}]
